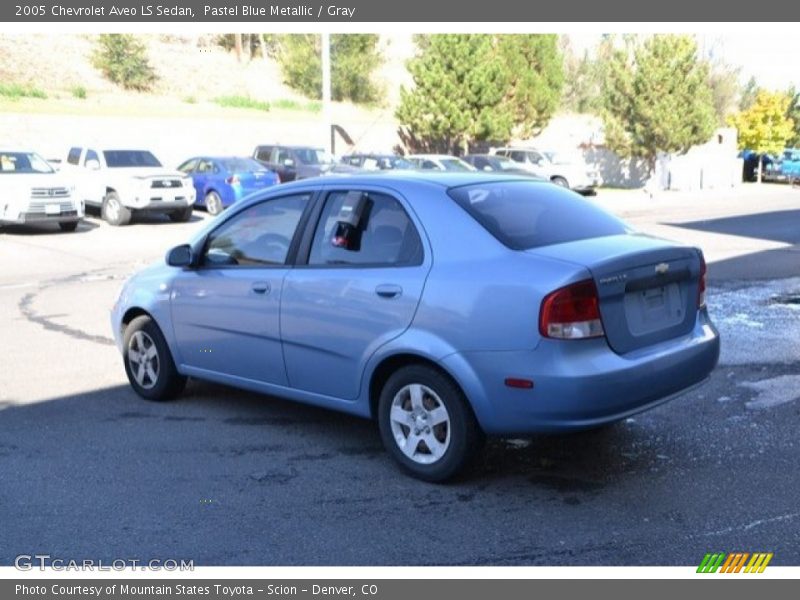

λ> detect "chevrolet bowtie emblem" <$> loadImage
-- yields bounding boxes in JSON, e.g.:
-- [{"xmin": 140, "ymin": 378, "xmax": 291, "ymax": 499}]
[{"xmin": 655, "ymin": 262, "xmax": 670, "ymax": 275}]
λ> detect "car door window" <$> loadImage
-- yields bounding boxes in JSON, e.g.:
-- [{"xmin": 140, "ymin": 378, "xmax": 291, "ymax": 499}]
[
  {"xmin": 196, "ymin": 159, "xmax": 214, "ymax": 174},
  {"xmin": 308, "ymin": 191, "xmax": 423, "ymax": 267},
  {"xmin": 274, "ymin": 148, "xmax": 293, "ymax": 165},
  {"xmin": 528, "ymin": 152, "xmax": 544, "ymax": 165},
  {"xmin": 83, "ymin": 149, "xmax": 98, "ymax": 165},
  {"xmin": 509, "ymin": 151, "xmax": 526, "ymax": 162},
  {"xmin": 202, "ymin": 194, "xmax": 311, "ymax": 267},
  {"xmin": 255, "ymin": 146, "xmax": 273, "ymax": 162},
  {"xmin": 177, "ymin": 158, "xmax": 198, "ymax": 173}
]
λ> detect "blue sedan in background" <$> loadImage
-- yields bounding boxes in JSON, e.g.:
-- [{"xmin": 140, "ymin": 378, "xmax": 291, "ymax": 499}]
[
  {"xmin": 111, "ymin": 173, "xmax": 720, "ymax": 481},
  {"xmin": 177, "ymin": 156, "xmax": 280, "ymax": 215}
]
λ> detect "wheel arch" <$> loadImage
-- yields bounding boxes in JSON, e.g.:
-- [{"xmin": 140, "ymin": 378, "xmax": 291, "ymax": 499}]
[{"xmin": 367, "ymin": 352, "xmax": 469, "ymax": 421}]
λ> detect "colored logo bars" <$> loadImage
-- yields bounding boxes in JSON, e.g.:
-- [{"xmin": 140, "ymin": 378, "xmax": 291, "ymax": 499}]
[{"xmin": 697, "ymin": 552, "xmax": 773, "ymax": 573}]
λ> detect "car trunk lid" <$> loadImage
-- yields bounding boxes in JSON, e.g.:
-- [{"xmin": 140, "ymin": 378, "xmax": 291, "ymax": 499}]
[{"xmin": 530, "ymin": 234, "xmax": 703, "ymax": 354}]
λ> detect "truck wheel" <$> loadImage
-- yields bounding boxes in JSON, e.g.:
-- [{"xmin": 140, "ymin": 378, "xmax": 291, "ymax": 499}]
[
  {"xmin": 59, "ymin": 221, "xmax": 79, "ymax": 232},
  {"xmin": 204, "ymin": 191, "xmax": 223, "ymax": 216},
  {"xmin": 169, "ymin": 206, "xmax": 193, "ymax": 222},
  {"xmin": 378, "ymin": 365, "xmax": 484, "ymax": 482},
  {"xmin": 102, "ymin": 192, "xmax": 131, "ymax": 226},
  {"xmin": 551, "ymin": 176, "xmax": 569, "ymax": 188}
]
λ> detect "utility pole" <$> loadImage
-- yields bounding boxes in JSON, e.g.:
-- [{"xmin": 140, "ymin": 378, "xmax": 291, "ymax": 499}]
[{"xmin": 321, "ymin": 33, "xmax": 333, "ymax": 157}]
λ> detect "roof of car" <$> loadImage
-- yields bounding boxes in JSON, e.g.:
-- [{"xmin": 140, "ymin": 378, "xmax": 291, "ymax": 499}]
[
  {"xmin": 271, "ymin": 170, "xmax": 546, "ymax": 190},
  {"xmin": 407, "ymin": 154, "xmax": 467, "ymax": 160}
]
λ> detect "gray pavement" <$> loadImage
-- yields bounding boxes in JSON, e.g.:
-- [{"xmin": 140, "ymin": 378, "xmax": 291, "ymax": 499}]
[{"xmin": 1, "ymin": 185, "xmax": 800, "ymax": 566}]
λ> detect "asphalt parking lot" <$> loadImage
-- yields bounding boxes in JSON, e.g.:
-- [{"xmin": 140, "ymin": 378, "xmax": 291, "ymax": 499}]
[{"xmin": 2, "ymin": 185, "xmax": 800, "ymax": 566}]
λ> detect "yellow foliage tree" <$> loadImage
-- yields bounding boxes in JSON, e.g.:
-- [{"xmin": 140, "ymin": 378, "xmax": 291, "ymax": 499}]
[{"xmin": 728, "ymin": 91, "xmax": 795, "ymax": 182}]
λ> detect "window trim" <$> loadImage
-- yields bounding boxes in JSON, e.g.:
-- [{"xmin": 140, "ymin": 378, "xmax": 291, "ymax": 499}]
[
  {"xmin": 296, "ymin": 188, "xmax": 425, "ymax": 270},
  {"xmin": 195, "ymin": 191, "xmax": 318, "ymax": 271}
]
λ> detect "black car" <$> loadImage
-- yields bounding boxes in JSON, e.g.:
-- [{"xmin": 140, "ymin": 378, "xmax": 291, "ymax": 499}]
[
  {"xmin": 463, "ymin": 154, "xmax": 544, "ymax": 177},
  {"xmin": 340, "ymin": 153, "xmax": 415, "ymax": 171},
  {"xmin": 253, "ymin": 145, "xmax": 358, "ymax": 182}
]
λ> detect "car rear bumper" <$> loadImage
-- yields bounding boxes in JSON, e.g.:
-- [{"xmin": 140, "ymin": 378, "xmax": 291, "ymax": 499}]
[{"xmin": 440, "ymin": 310, "xmax": 720, "ymax": 435}]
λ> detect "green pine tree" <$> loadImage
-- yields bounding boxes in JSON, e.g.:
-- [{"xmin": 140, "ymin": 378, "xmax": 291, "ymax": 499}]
[
  {"xmin": 396, "ymin": 34, "xmax": 563, "ymax": 154},
  {"xmin": 602, "ymin": 35, "xmax": 717, "ymax": 170}
]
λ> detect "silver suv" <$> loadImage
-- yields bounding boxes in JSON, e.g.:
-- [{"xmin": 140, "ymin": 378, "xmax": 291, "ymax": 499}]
[{"xmin": 491, "ymin": 147, "xmax": 599, "ymax": 193}]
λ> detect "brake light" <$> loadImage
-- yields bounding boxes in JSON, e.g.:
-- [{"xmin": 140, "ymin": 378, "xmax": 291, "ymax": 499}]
[
  {"xmin": 539, "ymin": 279, "xmax": 605, "ymax": 340},
  {"xmin": 226, "ymin": 175, "xmax": 240, "ymax": 185},
  {"xmin": 698, "ymin": 253, "xmax": 707, "ymax": 308}
]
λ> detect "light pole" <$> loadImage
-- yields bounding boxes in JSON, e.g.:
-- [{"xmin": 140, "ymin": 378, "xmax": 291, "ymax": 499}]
[{"xmin": 322, "ymin": 33, "xmax": 333, "ymax": 157}]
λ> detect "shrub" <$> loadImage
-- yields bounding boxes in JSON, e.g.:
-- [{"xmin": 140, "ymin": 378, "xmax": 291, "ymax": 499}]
[
  {"xmin": 92, "ymin": 34, "xmax": 157, "ymax": 91},
  {"xmin": 71, "ymin": 85, "xmax": 87, "ymax": 99}
]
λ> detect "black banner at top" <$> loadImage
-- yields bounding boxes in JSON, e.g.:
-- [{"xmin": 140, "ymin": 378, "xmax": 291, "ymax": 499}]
[{"xmin": 0, "ymin": 0, "xmax": 786, "ymax": 22}]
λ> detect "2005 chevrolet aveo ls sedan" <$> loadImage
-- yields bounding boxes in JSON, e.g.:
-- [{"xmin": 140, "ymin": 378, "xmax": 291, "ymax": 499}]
[{"xmin": 112, "ymin": 172, "xmax": 720, "ymax": 481}]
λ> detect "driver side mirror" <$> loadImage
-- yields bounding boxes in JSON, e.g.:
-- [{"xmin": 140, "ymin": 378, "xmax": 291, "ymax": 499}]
[
  {"xmin": 85, "ymin": 159, "xmax": 100, "ymax": 170},
  {"xmin": 283, "ymin": 158, "xmax": 295, "ymax": 167},
  {"xmin": 166, "ymin": 244, "xmax": 194, "ymax": 267}
]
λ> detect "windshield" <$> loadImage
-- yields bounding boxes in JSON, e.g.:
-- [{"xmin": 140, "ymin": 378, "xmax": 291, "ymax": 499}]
[
  {"xmin": 220, "ymin": 158, "xmax": 268, "ymax": 172},
  {"xmin": 440, "ymin": 158, "xmax": 474, "ymax": 172},
  {"xmin": 103, "ymin": 150, "xmax": 162, "ymax": 168},
  {"xmin": 448, "ymin": 181, "xmax": 627, "ymax": 250},
  {"xmin": 0, "ymin": 152, "xmax": 54, "ymax": 174},
  {"xmin": 294, "ymin": 148, "xmax": 325, "ymax": 165},
  {"xmin": 492, "ymin": 156, "xmax": 522, "ymax": 171}
]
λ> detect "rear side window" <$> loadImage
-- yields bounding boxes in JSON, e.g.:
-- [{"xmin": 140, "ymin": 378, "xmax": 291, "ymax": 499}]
[
  {"xmin": 309, "ymin": 191, "xmax": 423, "ymax": 266},
  {"xmin": 67, "ymin": 147, "xmax": 82, "ymax": 165},
  {"xmin": 448, "ymin": 181, "xmax": 627, "ymax": 251}
]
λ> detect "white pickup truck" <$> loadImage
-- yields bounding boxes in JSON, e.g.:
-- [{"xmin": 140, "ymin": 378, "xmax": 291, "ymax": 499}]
[
  {"xmin": 62, "ymin": 146, "xmax": 195, "ymax": 226},
  {"xmin": 0, "ymin": 149, "xmax": 84, "ymax": 232}
]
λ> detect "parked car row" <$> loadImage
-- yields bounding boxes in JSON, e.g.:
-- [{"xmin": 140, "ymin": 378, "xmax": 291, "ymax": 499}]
[{"xmin": 1, "ymin": 141, "xmax": 600, "ymax": 231}]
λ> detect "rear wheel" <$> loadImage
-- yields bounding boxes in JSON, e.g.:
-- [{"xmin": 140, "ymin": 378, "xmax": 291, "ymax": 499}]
[
  {"xmin": 204, "ymin": 191, "xmax": 223, "ymax": 216},
  {"xmin": 123, "ymin": 315, "xmax": 186, "ymax": 401},
  {"xmin": 551, "ymin": 176, "xmax": 569, "ymax": 188},
  {"xmin": 101, "ymin": 192, "xmax": 131, "ymax": 226},
  {"xmin": 169, "ymin": 206, "xmax": 193, "ymax": 222},
  {"xmin": 58, "ymin": 221, "xmax": 79, "ymax": 232},
  {"xmin": 378, "ymin": 365, "xmax": 484, "ymax": 482}
]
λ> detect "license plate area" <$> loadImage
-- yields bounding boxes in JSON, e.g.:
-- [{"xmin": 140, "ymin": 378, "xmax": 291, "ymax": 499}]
[
  {"xmin": 45, "ymin": 204, "xmax": 61, "ymax": 215},
  {"xmin": 624, "ymin": 282, "xmax": 684, "ymax": 336}
]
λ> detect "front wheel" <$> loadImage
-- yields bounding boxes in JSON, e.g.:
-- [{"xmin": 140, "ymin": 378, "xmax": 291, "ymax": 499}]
[
  {"xmin": 204, "ymin": 191, "xmax": 224, "ymax": 216},
  {"xmin": 101, "ymin": 192, "xmax": 131, "ymax": 226},
  {"xmin": 551, "ymin": 176, "xmax": 569, "ymax": 188},
  {"xmin": 378, "ymin": 365, "xmax": 484, "ymax": 482},
  {"xmin": 123, "ymin": 315, "xmax": 186, "ymax": 401},
  {"xmin": 169, "ymin": 206, "xmax": 193, "ymax": 222}
]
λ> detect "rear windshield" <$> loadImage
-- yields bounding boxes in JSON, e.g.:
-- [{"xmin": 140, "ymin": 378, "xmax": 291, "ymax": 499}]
[
  {"xmin": 448, "ymin": 181, "xmax": 627, "ymax": 250},
  {"xmin": 103, "ymin": 150, "xmax": 162, "ymax": 168},
  {"xmin": 220, "ymin": 158, "xmax": 267, "ymax": 172}
]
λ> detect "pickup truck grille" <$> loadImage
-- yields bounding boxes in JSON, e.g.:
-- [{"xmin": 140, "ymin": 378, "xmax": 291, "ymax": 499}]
[
  {"xmin": 31, "ymin": 187, "xmax": 70, "ymax": 198},
  {"xmin": 151, "ymin": 179, "xmax": 183, "ymax": 189},
  {"xmin": 27, "ymin": 201, "xmax": 74, "ymax": 214}
]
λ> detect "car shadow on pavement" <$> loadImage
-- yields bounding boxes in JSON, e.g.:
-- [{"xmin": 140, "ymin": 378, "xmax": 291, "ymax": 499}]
[
  {"xmin": 0, "ymin": 220, "xmax": 100, "ymax": 235},
  {"xmin": 666, "ymin": 209, "xmax": 800, "ymax": 245}
]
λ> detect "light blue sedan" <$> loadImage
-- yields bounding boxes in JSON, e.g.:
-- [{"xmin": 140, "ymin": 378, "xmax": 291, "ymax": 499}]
[{"xmin": 111, "ymin": 173, "xmax": 720, "ymax": 481}]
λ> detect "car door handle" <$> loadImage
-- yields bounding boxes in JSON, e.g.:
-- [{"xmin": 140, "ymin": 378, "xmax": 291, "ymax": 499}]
[
  {"xmin": 375, "ymin": 284, "xmax": 402, "ymax": 299},
  {"xmin": 251, "ymin": 281, "xmax": 271, "ymax": 294}
]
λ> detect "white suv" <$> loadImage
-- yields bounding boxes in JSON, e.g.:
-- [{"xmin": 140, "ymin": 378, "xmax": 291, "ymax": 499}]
[
  {"xmin": 490, "ymin": 147, "xmax": 599, "ymax": 193},
  {"xmin": 63, "ymin": 146, "xmax": 195, "ymax": 226},
  {"xmin": 0, "ymin": 149, "xmax": 83, "ymax": 232}
]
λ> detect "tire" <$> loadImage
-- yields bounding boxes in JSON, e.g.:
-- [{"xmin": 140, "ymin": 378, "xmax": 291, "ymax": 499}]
[
  {"xmin": 204, "ymin": 191, "xmax": 224, "ymax": 216},
  {"xmin": 551, "ymin": 176, "xmax": 569, "ymax": 188},
  {"xmin": 59, "ymin": 221, "xmax": 79, "ymax": 232},
  {"xmin": 378, "ymin": 365, "xmax": 484, "ymax": 482},
  {"xmin": 169, "ymin": 206, "xmax": 193, "ymax": 222},
  {"xmin": 101, "ymin": 191, "xmax": 132, "ymax": 226},
  {"xmin": 123, "ymin": 315, "xmax": 186, "ymax": 401}
]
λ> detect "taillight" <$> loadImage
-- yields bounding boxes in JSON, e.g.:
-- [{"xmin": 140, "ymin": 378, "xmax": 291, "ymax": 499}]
[
  {"xmin": 698, "ymin": 252, "xmax": 707, "ymax": 308},
  {"xmin": 226, "ymin": 175, "xmax": 240, "ymax": 185},
  {"xmin": 539, "ymin": 279, "xmax": 605, "ymax": 340}
]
